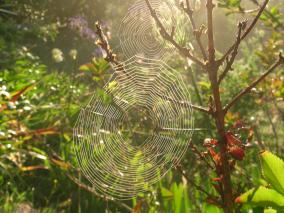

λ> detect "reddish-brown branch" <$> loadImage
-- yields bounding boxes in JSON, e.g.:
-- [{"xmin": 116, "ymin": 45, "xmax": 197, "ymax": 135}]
[
  {"xmin": 145, "ymin": 0, "xmax": 205, "ymax": 68},
  {"xmin": 206, "ymin": 0, "xmax": 234, "ymax": 211},
  {"xmin": 180, "ymin": 0, "xmax": 207, "ymax": 60},
  {"xmin": 224, "ymin": 53, "xmax": 284, "ymax": 113},
  {"xmin": 219, "ymin": 0, "xmax": 269, "ymax": 64}
]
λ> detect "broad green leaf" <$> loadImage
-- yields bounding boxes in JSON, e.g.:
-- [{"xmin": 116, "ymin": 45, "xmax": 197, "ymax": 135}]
[
  {"xmin": 260, "ymin": 151, "xmax": 284, "ymax": 194},
  {"xmin": 235, "ymin": 186, "xmax": 284, "ymax": 209}
]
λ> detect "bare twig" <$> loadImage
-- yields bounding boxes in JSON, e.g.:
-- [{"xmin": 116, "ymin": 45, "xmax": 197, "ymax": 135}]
[
  {"xmin": 158, "ymin": 94, "xmax": 212, "ymax": 115},
  {"xmin": 176, "ymin": 166, "xmax": 216, "ymax": 199},
  {"xmin": 219, "ymin": 0, "xmax": 269, "ymax": 64},
  {"xmin": 206, "ymin": 0, "xmax": 216, "ymax": 66},
  {"xmin": 218, "ymin": 21, "xmax": 246, "ymax": 84},
  {"xmin": 189, "ymin": 141, "xmax": 214, "ymax": 169},
  {"xmin": 250, "ymin": 0, "xmax": 284, "ymax": 30},
  {"xmin": 224, "ymin": 53, "xmax": 284, "ymax": 113},
  {"xmin": 180, "ymin": 0, "xmax": 207, "ymax": 60},
  {"xmin": 95, "ymin": 22, "xmax": 118, "ymax": 64},
  {"xmin": 144, "ymin": 0, "xmax": 205, "ymax": 68},
  {"xmin": 67, "ymin": 174, "xmax": 132, "ymax": 212}
]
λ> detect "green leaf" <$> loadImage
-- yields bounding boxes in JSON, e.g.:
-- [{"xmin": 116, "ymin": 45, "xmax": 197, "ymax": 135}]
[
  {"xmin": 204, "ymin": 204, "xmax": 223, "ymax": 213},
  {"xmin": 161, "ymin": 187, "xmax": 173, "ymax": 198},
  {"xmin": 79, "ymin": 63, "xmax": 92, "ymax": 72},
  {"xmin": 260, "ymin": 151, "xmax": 284, "ymax": 194},
  {"xmin": 264, "ymin": 208, "xmax": 277, "ymax": 213},
  {"xmin": 235, "ymin": 186, "xmax": 284, "ymax": 209}
]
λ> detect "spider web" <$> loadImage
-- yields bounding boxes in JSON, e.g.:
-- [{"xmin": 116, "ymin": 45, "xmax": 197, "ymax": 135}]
[
  {"xmin": 73, "ymin": 55, "xmax": 194, "ymax": 200},
  {"xmin": 119, "ymin": 0, "xmax": 192, "ymax": 61}
]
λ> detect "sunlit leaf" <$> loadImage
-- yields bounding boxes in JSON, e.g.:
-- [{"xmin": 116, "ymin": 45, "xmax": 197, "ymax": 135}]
[
  {"xmin": 10, "ymin": 84, "xmax": 35, "ymax": 102},
  {"xmin": 20, "ymin": 165, "xmax": 48, "ymax": 172},
  {"xmin": 50, "ymin": 158, "xmax": 71, "ymax": 170},
  {"xmin": 264, "ymin": 208, "xmax": 277, "ymax": 213},
  {"xmin": 161, "ymin": 187, "xmax": 173, "ymax": 198},
  {"xmin": 235, "ymin": 186, "xmax": 284, "ymax": 209},
  {"xmin": 260, "ymin": 151, "xmax": 284, "ymax": 194}
]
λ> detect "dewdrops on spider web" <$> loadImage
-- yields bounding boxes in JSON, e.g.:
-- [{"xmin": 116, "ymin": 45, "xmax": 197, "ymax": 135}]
[{"xmin": 73, "ymin": 56, "xmax": 194, "ymax": 200}]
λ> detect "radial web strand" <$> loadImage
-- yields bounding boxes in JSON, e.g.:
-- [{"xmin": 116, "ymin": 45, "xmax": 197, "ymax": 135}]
[{"xmin": 73, "ymin": 56, "xmax": 194, "ymax": 200}]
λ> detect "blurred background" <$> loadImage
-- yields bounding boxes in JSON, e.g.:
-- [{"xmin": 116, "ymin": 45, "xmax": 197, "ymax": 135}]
[{"xmin": 0, "ymin": 0, "xmax": 283, "ymax": 212}]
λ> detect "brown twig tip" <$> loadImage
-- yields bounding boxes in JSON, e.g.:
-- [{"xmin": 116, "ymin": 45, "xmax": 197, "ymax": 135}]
[
  {"xmin": 279, "ymin": 52, "xmax": 284, "ymax": 64},
  {"xmin": 206, "ymin": 0, "xmax": 216, "ymax": 9},
  {"xmin": 94, "ymin": 21, "xmax": 118, "ymax": 63}
]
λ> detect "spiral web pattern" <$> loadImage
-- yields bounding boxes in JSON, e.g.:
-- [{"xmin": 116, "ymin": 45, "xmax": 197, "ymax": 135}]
[
  {"xmin": 73, "ymin": 56, "xmax": 194, "ymax": 199},
  {"xmin": 119, "ymin": 0, "xmax": 191, "ymax": 60}
]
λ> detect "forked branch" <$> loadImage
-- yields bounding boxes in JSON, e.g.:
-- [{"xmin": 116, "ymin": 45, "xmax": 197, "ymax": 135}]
[
  {"xmin": 145, "ymin": 0, "xmax": 205, "ymax": 68},
  {"xmin": 224, "ymin": 53, "xmax": 284, "ymax": 113}
]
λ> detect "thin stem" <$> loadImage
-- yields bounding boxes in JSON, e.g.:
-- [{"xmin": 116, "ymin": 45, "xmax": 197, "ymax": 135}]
[
  {"xmin": 250, "ymin": 0, "xmax": 284, "ymax": 30},
  {"xmin": 177, "ymin": 167, "xmax": 216, "ymax": 199},
  {"xmin": 67, "ymin": 174, "xmax": 132, "ymax": 212},
  {"xmin": 206, "ymin": 0, "xmax": 215, "ymax": 65},
  {"xmin": 189, "ymin": 141, "xmax": 214, "ymax": 169},
  {"xmin": 224, "ymin": 53, "xmax": 284, "ymax": 113},
  {"xmin": 218, "ymin": 22, "xmax": 244, "ymax": 84},
  {"xmin": 263, "ymin": 104, "xmax": 279, "ymax": 153},
  {"xmin": 219, "ymin": 0, "xmax": 269, "ymax": 64},
  {"xmin": 181, "ymin": 0, "xmax": 207, "ymax": 60},
  {"xmin": 158, "ymin": 94, "xmax": 212, "ymax": 115}
]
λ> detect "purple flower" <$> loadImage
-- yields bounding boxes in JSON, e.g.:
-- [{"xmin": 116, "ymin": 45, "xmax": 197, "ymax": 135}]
[{"xmin": 69, "ymin": 16, "xmax": 97, "ymax": 42}]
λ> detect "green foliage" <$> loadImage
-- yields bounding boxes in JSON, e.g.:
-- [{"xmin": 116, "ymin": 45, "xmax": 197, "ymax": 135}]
[
  {"xmin": 0, "ymin": 0, "xmax": 284, "ymax": 212},
  {"xmin": 261, "ymin": 151, "xmax": 284, "ymax": 195},
  {"xmin": 237, "ymin": 152, "xmax": 284, "ymax": 211},
  {"xmin": 236, "ymin": 186, "xmax": 284, "ymax": 209}
]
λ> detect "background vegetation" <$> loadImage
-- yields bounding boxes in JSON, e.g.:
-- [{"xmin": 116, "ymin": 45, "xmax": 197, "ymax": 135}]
[{"xmin": 0, "ymin": 0, "xmax": 283, "ymax": 212}]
